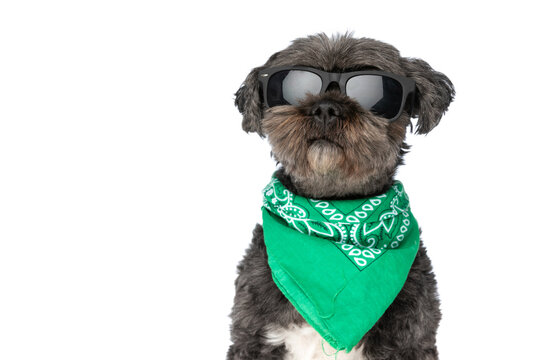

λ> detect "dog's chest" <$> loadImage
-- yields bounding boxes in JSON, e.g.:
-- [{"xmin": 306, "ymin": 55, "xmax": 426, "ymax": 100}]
[{"xmin": 265, "ymin": 324, "xmax": 365, "ymax": 360}]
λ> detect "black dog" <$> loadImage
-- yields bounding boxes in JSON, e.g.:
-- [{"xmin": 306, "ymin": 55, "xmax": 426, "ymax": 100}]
[{"xmin": 228, "ymin": 33, "xmax": 454, "ymax": 360}]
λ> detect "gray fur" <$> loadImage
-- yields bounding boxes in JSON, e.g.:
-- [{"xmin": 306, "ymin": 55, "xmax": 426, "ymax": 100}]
[
  {"xmin": 229, "ymin": 33, "xmax": 453, "ymax": 359},
  {"xmin": 235, "ymin": 65, "xmax": 265, "ymax": 135},
  {"xmin": 401, "ymin": 58, "xmax": 455, "ymax": 134}
]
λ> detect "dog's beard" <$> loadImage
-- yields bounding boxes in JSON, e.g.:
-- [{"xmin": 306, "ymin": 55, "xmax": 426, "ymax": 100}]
[
  {"xmin": 306, "ymin": 139, "xmax": 344, "ymax": 175},
  {"xmin": 262, "ymin": 103, "xmax": 405, "ymax": 198}
]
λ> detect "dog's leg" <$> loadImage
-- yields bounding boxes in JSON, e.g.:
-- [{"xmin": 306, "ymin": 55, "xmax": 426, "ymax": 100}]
[
  {"xmin": 227, "ymin": 225, "xmax": 302, "ymax": 360},
  {"xmin": 361, "ymin": 241, "xmax": 441, "ymax": 360}
]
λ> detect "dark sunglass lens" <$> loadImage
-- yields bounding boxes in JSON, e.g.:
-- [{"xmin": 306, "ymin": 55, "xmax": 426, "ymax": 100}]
[
  {"xmin": 267, "ymin": 70, "xmax": 322, "ymax": 107},
  {"xmin": 345, "ymin": 75, "xmax": 403, "ymax": 119}
]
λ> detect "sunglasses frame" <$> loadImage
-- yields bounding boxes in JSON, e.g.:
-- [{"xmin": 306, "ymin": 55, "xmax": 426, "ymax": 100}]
[{"xmin": 258, "ymin": 66, "xmax": 416, "ymax": 122}]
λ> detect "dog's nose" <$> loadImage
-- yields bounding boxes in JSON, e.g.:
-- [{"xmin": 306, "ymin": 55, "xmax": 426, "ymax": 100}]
[{"xmin": 310, "ymin": 101, "xmax": 341, "ymax": 127}]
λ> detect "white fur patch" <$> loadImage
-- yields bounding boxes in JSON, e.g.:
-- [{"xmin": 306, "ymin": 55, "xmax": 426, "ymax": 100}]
[{"xmin": 265, "ymin": 324, "xmax": 365, "ymax": 360}]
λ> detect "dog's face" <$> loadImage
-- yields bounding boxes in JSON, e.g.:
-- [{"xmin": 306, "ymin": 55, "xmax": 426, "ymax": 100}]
[{"xmin": 235, "ymin": 34, "xmax": 454, "ymax": 198}]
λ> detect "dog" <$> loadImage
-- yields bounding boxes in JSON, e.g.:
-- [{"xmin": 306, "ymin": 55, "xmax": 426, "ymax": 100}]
[{"xmin": 227, "ymin": 33, "xmax": 454, "ymax": 360}]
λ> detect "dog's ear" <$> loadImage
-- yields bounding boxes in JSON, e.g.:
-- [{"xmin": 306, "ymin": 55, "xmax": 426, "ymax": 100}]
[
  {"xmin": 235, "ymin": 66, "xmax": 264, "ymax": 136},
  {"xmin": 402, "ymin": 58, "xmax": 455, "ymax": 134}
]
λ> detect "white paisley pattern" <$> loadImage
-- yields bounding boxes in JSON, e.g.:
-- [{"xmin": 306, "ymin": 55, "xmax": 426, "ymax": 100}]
[{"xmin": 263, "ymin": 176, "xmax": 413, "ymax": 252}]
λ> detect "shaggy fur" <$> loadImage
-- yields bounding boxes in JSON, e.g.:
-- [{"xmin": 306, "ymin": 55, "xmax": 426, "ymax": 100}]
[{"xmin": 228, "ymin": 33, "xmax": 454, "ymax": 360}]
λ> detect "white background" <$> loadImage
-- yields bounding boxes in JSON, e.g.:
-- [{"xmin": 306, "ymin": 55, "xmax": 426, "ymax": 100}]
[{"xmin": 1, "ymin": 1, "xmax": 539, "ymax": 359}]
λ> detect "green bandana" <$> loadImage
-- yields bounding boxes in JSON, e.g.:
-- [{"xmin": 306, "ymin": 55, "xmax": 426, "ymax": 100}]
[{"xmin": 262, "ymin": 175, "xmax": 420, "ymax": 352}]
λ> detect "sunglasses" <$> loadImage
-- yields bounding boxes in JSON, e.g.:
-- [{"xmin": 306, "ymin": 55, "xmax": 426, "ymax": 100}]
[{"xmin": 258, "ymin": 66, "xmax": 416, "ymax": 121}]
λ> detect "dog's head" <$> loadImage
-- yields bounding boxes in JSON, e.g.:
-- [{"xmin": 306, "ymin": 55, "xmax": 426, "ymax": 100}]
[{"xmin": 235, "ymin": 33, "xmax": 454, "ymax": 198}]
